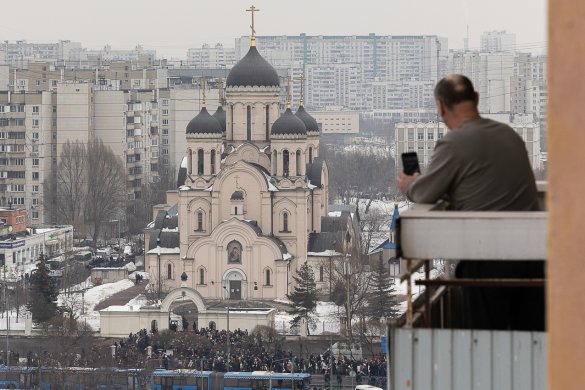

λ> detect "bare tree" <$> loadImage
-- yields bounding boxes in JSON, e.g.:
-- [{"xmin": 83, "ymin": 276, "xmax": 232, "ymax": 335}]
[
  {"xmin": 325, "ymin": 249, "xmax": 371, "ymax": 343},
  {"xmin": 44, "ymin": 141, "xmax": 88, "ymax": 225},
  {"xmin": 44, "ymin": 139, "xmax": 126, "ymax": 246},
  {"xmin": 127, "ymin": 166, "xmax": 177, "ymax": 234},
  {"xmin": 323, "ymin": 146, "xmax": 396, "ymax": 209},
  {"xmin": 359, "ymin": 207, "xmax": 391, "ymax": 255},
  {"xmin": 84, "ymin": 139, "xmax": 126, "ymax": 245}
]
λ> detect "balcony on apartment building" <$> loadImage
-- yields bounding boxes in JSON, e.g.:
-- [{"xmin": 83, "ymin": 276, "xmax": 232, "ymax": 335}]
[{"xmin": 388, "ymin": 182, "xmax": 547, "ymax": 390}]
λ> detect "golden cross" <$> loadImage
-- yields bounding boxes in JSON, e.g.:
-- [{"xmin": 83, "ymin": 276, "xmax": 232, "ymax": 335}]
[
  {"xmin": 246, "ymin": 6, "xmax": 260, "ymax": 46},
  {"xmin": 201, "ymin": 77, "xmax": 207, "ymax": 108},
  {"xmin": 297, "ymin": 74, "xmax": 305, "ymax": 106}
]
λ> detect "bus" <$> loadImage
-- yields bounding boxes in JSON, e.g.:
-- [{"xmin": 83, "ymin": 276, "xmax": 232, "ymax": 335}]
[{"xmin": 149, "ymin": 370, "xmax": 310, "ymax": 390}]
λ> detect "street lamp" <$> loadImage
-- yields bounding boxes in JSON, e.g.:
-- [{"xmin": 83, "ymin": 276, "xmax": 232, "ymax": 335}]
[{"xmin": 223, "ymin": 286, "xmax": 231, "ymax": 360}]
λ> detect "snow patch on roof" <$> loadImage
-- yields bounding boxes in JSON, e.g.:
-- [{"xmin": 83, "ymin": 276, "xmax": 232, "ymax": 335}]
[
  {"xmin": 147, "ymin": 246, "xmax": 180, "ymax": 255},
  {"xmin": 308, "ymin": 250, "xmax": 342, "ymax": 257},
  {"xmin": 262, "ymin": 172, "xmax": 279, "ymax": 192},
  {"xmin": 162, "ymin": 227, "xmax": 178, "ymax": 232},
  {"xmin": 204, "ymin": 186, "xmax": 213, "ymax": 192},
  {"xmin": 282, "ymin": 252, "xmax": 292, "ymax": 260},
  {"xmin": 179, "ymin": 185, "xmax": 191, "ymax": 191},
  {"xmin": 307, "ymin": 180, "xmax": 317, "ymax": 190},
  {"xmin": 180, "ymin": 156, "xmax": 188, "ymax": 168}
]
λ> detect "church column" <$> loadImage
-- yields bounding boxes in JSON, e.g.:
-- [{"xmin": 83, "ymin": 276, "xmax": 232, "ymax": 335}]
[{"xmin": 300, "ymin": 150, "xmax": 306, "ymax": 176}]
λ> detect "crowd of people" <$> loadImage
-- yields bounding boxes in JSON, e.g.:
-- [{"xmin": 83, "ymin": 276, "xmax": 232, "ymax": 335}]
[{"xmin": 104, "ymin": 325, "xmax": 387, "ymax": 387}]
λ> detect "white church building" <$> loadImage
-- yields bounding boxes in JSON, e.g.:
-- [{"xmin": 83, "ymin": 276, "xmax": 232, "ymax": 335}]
[{"xmin": 143, "ymin": 20, "xmax": 359, "ymax": 311}]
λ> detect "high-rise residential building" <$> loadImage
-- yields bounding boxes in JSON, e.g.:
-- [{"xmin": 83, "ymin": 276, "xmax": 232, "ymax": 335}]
[
  {"xmin": 10, "ymin": 61, "xmax": 168, "ymax": 93},
  {"xmin": 0, "ymin": 40, "xmax": 83, "ymax": 68},
  {"xmin": 480, "ymin": 30, "xmax": 517, "ymax": 53},
  {"xmin": 0, "ymin": 90, "xmax": 54, "ymax": 224},
  {"xmin": 368, "ymin": 80, "xmax": 435, "ymax": 110},
  {"xmin": 187, "ymin": 44, "xmax": 236, "ymax": 68},
  {"xmin": 232, "ymin": 34, "xmax": 447, "ymax": 111},
  {"xmin": 82, "ymin": 45, "xmax": 157, "ymax": 68}
]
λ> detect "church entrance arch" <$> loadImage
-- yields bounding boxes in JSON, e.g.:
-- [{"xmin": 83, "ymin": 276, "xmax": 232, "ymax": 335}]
[
  {"xmin": 160, "ymin": 288, "xmax": 207, "ymax": 331},
  {"xmin": 222, "ymin": 268, "xmax": 248, "ymax": 300}
]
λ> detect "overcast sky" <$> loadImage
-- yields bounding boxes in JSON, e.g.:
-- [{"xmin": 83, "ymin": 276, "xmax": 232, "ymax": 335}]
[{"xmin": 0, "ymin": 0, "xmax": 547, "ymax": 58}]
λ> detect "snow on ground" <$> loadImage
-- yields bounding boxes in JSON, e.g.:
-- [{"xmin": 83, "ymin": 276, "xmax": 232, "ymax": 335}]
[{"xmin": 83, "ymin": 279, "xmax": 135, "ymax": 330}]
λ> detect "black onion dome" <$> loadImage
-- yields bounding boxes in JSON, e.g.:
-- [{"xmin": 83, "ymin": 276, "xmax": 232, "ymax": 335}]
[
  {"xmin": 271, "ymin": 108, "xmax": 307, "ymax": 136},
  {"xmin": 295, "ymin": 106, "xmax": 319, "ymax": 132},
  {"xmin": 231, "ymin": 191, "xmax": 244, "ymax": 200},
  {"xmin": 186, "ymin": 107, "xmax": 222, "ymax": 134},
  {"xmin": 213, "ymin": 106, "xmax": 226, "ymax": 132},
  {"xmin": 226, "ymin": 46, "xmax": 280, "ymax": 88}
]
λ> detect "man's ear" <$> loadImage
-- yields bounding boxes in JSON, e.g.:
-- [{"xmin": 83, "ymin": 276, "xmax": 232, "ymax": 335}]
[{"xmin": 436, "ymin": 100, "xmax": 446, "ymax": 117}]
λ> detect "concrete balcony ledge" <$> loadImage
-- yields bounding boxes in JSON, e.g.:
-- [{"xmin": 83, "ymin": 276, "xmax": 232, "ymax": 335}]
[{"xmin": 397, "ymin": 203, "xmax": 547, "ymax": 261}]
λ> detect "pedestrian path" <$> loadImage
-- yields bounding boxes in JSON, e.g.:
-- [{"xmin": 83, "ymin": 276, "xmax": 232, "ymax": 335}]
[{"xmin": 94, "ymin": 283, "xmax": 147, "ymax": 311}]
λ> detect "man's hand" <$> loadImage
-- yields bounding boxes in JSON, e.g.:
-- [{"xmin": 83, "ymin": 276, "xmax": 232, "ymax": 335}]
[{"xmin": 397, "ymin": 171, "xmax": 420, "ymax": 196}]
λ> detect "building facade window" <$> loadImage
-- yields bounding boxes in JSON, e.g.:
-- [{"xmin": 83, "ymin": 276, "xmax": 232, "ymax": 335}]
[
  {"xmin": 319, "ymin": 266, "xmax": 324, "ymax": 282},
  {"xmin": 167, "ymin": 263, "xmax": 173, "ymax": 279},
  {"xmin": 210, "ymin": 150, "xmax": 216, "ymax": 174},
  {"xmin": 197, "ymin": 149, "xmax": 204, "ymax": 175},
  {"xmin": 265, "ymin": 268, "xmax": 271, "ymax": 286},
  {"xmin": 197, "ymin": 211, "xmax": 203, "ymax": 231},
  {"xmin": 199, "ymin": 268, "xmax": 205, "ymax": 285},
  {"xmin": 247, "ymin": 105, "xmax": 252, "ymax": 141},
  {"xmin": 283, "ymin": 212, "xmax": 289, "ymax": 232},
  {"xmin": 265, "ymin": 105, "xmax": 270, "ymax": 140},
  {"xmin": 283, "ymin": 150, "xmax": 289, "ymax": 176}
]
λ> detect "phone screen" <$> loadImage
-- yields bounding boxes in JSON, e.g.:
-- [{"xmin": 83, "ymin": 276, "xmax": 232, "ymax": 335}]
[{"xmin": 401, "ymin": 152, "xmax": 420, "ymax": 175}]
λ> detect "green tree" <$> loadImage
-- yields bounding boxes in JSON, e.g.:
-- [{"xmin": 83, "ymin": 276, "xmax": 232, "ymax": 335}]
[
  {"xmin": 367, "ymin": 257, "xmax": 398, "ymax": 321},
  {"xmin": 28, "ymin": 253, "xmax": 59, "ymax": 323},
  {"xmin": 286, "ymin": 262, "xmax": 318, "ymax": 335}
]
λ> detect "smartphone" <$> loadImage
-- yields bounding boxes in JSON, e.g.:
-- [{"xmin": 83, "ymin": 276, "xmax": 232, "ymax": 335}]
[{"xmin": 401, "ymin": 152, "xmax": 420, "ymax": 175}]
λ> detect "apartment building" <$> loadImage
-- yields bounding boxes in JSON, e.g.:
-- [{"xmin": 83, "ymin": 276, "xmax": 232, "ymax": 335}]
[
  {"xmin": 480, "ymin": 30, "xmax": 517, "ymax": 53},
  {"xmin": 232, "ymin": 34, "xmax": 447, "ymax": 111},
  {"xmin": 187, "ymin": 44, "xmax": 236, "ymax": 68},
  {"xmin": 368, "ymin": 80, "xmax": 435, "ymax": 110},
  {"xmin": 311, "ymin": 109, "xmax": 360, "ymax": 134},
  {"xmin": 395, "ymin": 116, "xmax": 541, "ymax": 171},
  {"xmin": 0, "ymin": 90, "xmax": 54, "ymax": 225},
  {"xmin": 11, "ymin": 61, "xmax": 168, "ymax": 93},
  {"xmin": 0, "ymin": 40, "xmax": 83, "ymax": 68}
]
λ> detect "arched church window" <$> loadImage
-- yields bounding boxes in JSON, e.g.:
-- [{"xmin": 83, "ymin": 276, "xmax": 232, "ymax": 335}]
[
  {"xmin": 283, "ymin": 212, "xmax": 289, "ymax": 232},
  {"xmin": 283, "ymin": 150, "xmax": 290, "ymax": 176},
  {"xmin": 309, "ymin": 147, "xmax": 313, "ymax": 163},
  {"xmin": 210, "ymin": 150, "xmax": 216, "ymax": 174},
  {"xmin": 199, "ymin": 268, "xmax": 206, "ymax": 285},
  {"xmin": 188, "ymin": 149, "xmax": 193, "ymax": 174},
  {"xmin": 197, "ymin": 149, "xmax": 204, "ymax": 175},
  {"xmin": 247, "ymin": 105, "xmax": 252, "ymax": 141},
  {"xmin": 265, "ymin": 268, "xmax": 271, "ymax": 286},
  {"xmin": 197, "ymin": 211, "xmax": 203, "ymax": 231},
  {"xmin": 227, "ymin": 241, "xmax": 242, "ymax": 264},
  {"xmin": 265, "ymin": 105, "xmax": 270, "ymax": 140},
  {"xmin": 167, "ymin": 263, "xmax": 173, "ymax": 279},
  {"xmin": 296, "ymin": 150, "xmax": 301, "ymax": 176},
  {"xmin": 272, "ymin": 150, "xmax": 277, "ymax": 175},
  {"xmin": 319, "ymin": 265, "xmax": 324, "ymax": 282}
]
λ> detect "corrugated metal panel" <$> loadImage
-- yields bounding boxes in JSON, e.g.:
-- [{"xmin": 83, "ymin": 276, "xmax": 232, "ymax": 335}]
[{"xmin": 390, "ymin": 328, "xmax": 547, "ymax": 390}]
